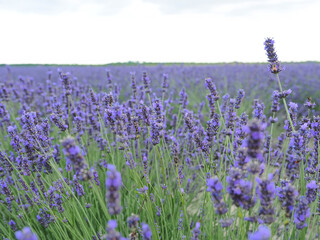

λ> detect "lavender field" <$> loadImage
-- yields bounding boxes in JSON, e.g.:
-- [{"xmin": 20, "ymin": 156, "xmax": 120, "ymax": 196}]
[{"xmin": 1, "ymin": 40, "xmax": 320, "ymax": 240}]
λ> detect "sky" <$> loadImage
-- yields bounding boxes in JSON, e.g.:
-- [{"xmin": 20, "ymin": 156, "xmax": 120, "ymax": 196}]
[{"xmin": 0, "ymin": 0, "xmax": 319, "ymax": 64}]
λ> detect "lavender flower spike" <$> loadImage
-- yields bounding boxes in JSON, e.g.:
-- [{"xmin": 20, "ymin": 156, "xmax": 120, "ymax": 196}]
[
  {"xmin": 306, "ymin": 180, "xmax": 317, "ymax": 203},
  {"xmin": 191, "ymin": 222, "xmax": 201, "ymax": 240},
  {"xmin": 207, "ymin": 177, "xmax": 228, "ymax": 215},
  {"xmin": 15, "ymin": 227, "xmax": 38, "ymax": 240},
  {"xmin": 248, "ymin": 225, "xmax": 271, "ymax": 240},
  {"xmin": 61, "ymin": 137, "xmax": 90, "ymax": 180},
  {"xmin": 294, "ymin": 196, "xmax": 311, "ymax": 229},
  {"xmin": 106, "ymin": 164, "xmax": 122, "ymax": 215},
  {"xmin": 264, "ymin": 38, "xmax": 282, "ymax": 74},
  {"xmin": 105, "ymin": 220, "xmax": 127, "ymax": 240},
  {"xmin": 256, "ymin": 173, "xmax": 275, "ymax": 224},
  {"xmin": 235, "ymin": 89, "xmax": 245, "ymax": 109},
  {"xmin": 141, "ymin": 223, "xmax": 152, "ymax": 240}
]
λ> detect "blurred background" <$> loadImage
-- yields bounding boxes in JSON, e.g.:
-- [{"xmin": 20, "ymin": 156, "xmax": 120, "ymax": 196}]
[{"xmin": 0, "ymin": 0, "xmax": 319, "ymax": 64}]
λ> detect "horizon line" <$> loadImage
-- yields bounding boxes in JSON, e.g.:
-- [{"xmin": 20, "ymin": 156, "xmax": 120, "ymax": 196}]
[{"xmin": 1, "ymin": 61, "xmax": 319, "ymax": 67}]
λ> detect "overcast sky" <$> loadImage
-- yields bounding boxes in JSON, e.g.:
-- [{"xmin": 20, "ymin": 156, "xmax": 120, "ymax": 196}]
[{"xmin": 0, "ymin": 0, "xmax": 319, "ymax": 64}]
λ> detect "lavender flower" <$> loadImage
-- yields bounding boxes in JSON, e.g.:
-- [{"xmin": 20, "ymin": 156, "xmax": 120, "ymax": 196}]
[
  {"xmin": 207, "ymin": 177, "xmax": 228, "ymax": 215},
  {"xmin": 179, "ymin": 88, "xmax": 188, "ymax": 109},
  {"xmin": 227, "ymin": 168, "xmax": 256, "ymax": 210},
  {"xmin": 55, "ymin": 194, "xmax": 64, "ymax": 213},
  {"xmin": 143, "ymin": 72, "xmax": 150, "ymax": 94},
  {"xmin": 162, "ymin": 73, "xmax": 169, "ymax": 93},
  {"xmin": 9, "ymin": 220, "xmax": 17, "ymax": 231},
  {"xmin": 306, "ymin": 180, "xmax": 317, "ymax": 203},
  {"xmin": 50, "ymin": 114, "xmax": 68, "ymax": 132},
  {"xmin": 235, "ymin": 89, "xmax": 245, "ymax": 109},
  {"xmin": 105, "ymin": 164, "xmax": 122, "ymax": 215},
  {"xmin": 225, "ymin": 98, "xmax": 236, "ymax": 135},
  {"xmin": 278, "ymin": 89, "xmax": 292, "ymax": 99},
  {"xmin": 62, "ymin": 137, "xmax": 90, "ymax": 180},
  {"xmin": 245, "ymin": 120, "xmax": 265, "ymax": 162},
  {"xmin": 191, "ymin": 222, "xmax": 200, "ymax": 240},
  {"xmin": 73, "ymin": 175, "xmax": 85, "ymax": 197},
  {"xmin": 248, "ymin": 225, "xmax": 271, "ymax": 240},
  {"xmin": 37, "ymin": 209, "xmax": 53, "ymax": 228},
  {"xmin": 105, "ymin": 220, "xmax": 127, "ymax": 240},
  {"xmin": 252, "ymin": 99, "xmax": 265, "ymax": 122},
  {"xmin": 294, "ymin": 196, "xmax": 311, "ymax": 229},
  {"xmin": 137, "ymin": 186, "xmax": 148, "ymax": 195},
  {"xmin": 271, "ymin": 90, "xmax": 280, "ymax": 112},
  {"xmin": 256, "ymin": 173, "xmax": 275, "ymax": 224},
  {"xmin": 205, "ymin": 113, "xmax": 220, "ymax": 143},
  {"xmin": 127, "ymin": 215, "xmax": 140, "ymax": 239},
  {"xmin": 219, "ymin": 218, "xmax": 234, "ymax": 228},
  {"xmin": 304, "ymin": 97, "xmax": 315, "ymax": 109},
  {"xmin": 205, "ymin": 78, "xmax": 219, "ymax": 99},
  {"xmin": 15, "ymin": 227, "xmax": 38, "ymax": 240},
  {"xmin": 277, "ymin": 181, "xmax": 298, "ymax": 217},
  {"xmin": 264, "ymin": 38, "xmax": 282, "ymax": 74},
  {"xmin": 127, "ymin": 214, "xmax": 140, "ymax": 229},
  {"xmin": 141, "ymin": 223, "xmax": 152, "ymax": 240}
]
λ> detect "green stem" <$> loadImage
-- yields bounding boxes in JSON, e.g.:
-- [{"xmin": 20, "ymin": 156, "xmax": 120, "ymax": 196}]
[{"xmin": 276, "ymin": 74, "xmax": 295, "ymax": 133}]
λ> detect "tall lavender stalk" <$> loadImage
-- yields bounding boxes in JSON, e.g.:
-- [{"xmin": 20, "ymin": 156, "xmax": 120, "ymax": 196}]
[
  {"xmin": 105, "ymin": 164, "xmax": 122, "ymax": 215},
  {"xmin": 264, "ymin": 38, "xmax": 295, "ymax": 133}
]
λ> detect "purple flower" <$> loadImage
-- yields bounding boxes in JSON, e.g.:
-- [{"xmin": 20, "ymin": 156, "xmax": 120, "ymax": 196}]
[
  {"xmin": 105, "ymin": 220, "xmax": 127, "ymax": 240},
  {"xmin": 271, "ymin": 91, "xmax": 280, "ymax": 112},
  {"xmin": 225, "ymin": 98, "xmax": 236, "ymax": 135},
  {"xmin": 248, "ymin": 225, "xmax": 271, "ymax": 240},
  {"xmin": 142, "ymin": 223, "xmax": 152, "ymax": 240},
  {"xmin": 92, "ymin": 169, "xmax": 100, "ymax": 186},
  {"xmin": 137, "ymin": 186, "xmax": 148, "ymax": 195},
  {"xmin": 235, "ymin": 89, "xmax": 245, "ymax": 109},
  {"xmin": 207, "ymin": 177, "xmax": 228, "ymax": 215},
  {"xmin": 277, "ymin": 181, "xmax": 298, "ymax": 217},
  {"xmin": 55, "ymin": 194, "xmax": 64, "ymax": 213},
  {"xmin": 162, "ymin": 73, "xmax": 169, "ymax": 93},
  {"xmin": 205, "ymin": 78, "xmax": 219, "ymax": 99},
  {"xmin": 294, "ymin": 196, "xmax": 311, "ymax": 229},
  {"xmin": 278, "ymin": 89, "xmax": 292, "ymax": 99},
  {"xmin": 37, "ymin": 208, "xmax": 53, "ymax": 228},
  {"xmin": 73, "ymin": 175, "xmax": 85, "ymax": 197},
  {"xmin": 221, "ymin": 94, "xmax": 229, "ymax": 115},
  {"xmin": 219, "ymin": 218, "xmax": 234, "ymax": 228},
  {"xmin": 105, "ymin": 164, "xmax": 122, "ymax": 215},
  {"xmin": 256, "ymin": 173, "xmax": 275, "ymax": 224},
  {"xmin": 252, "ymin": 99, "xmax": 265, "ymax": 121},
  {"xmin": 304, "ymin": 97, "xmax": 315, "ymax": 109},
  {"xmin": 245, "ymin": 120, "xmax": 265, "ymax": 162},
  {"xmin": 235, "ymin": 148, "xmax": 249, "ymax": 170},
  {"xmin": 15, "ymin": 227, "xmax": 38, "ymax": 240},
  {"xmin": 264, "ymin": 38, "xmax": 282, "ymax": 74},
  {"xmin": 306, "ymin": 180, "xmax": 317, "ymax": 203},
  {"xmin": 61, "ymin": 137, "xmax": 90, "ymax": 180},
  {"xmin": 50, "ymin": 114, "xmax": 68, "ymax": 132},
  {"xmin": 227, "ymin": 168, "xmax": 256, "ymax": 210},
  {"xmin": 191, "ymin": 222, "xmax": 201, "ymax": 240},
  {"xmin": 9, "ymin": 220, "xmax": 17, "ymax": 231},
  {"xmin": 127, "ymin": 214, "xmax": 139, "ymax": 230},
  {"xmin": 179, "ymin": 88, "xmax": 189, "ymax": 108},
  {"xmin": 142, "ymin": 72, "xmax": 150, "ymax": 94},
  {"xmin": 205, "ymin": 113, "xmax": 220, "ymax": 143}
]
